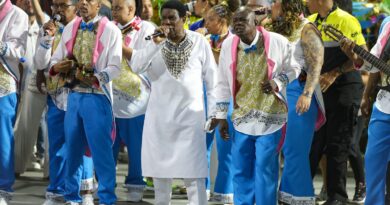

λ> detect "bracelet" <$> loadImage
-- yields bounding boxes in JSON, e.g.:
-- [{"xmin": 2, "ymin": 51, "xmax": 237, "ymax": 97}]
[{"xmin": 302, "ymin": 90, "xmax": 312, "ymax": 98}]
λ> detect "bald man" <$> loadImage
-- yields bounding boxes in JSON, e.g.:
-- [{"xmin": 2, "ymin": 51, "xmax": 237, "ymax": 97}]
[
  {"xmin": 111, "ymin": 0, "xmax": 154, "ymax": 202},
  {"xmin": 214, "ymin": 7, "xmax": 300, "ymax": 204}
]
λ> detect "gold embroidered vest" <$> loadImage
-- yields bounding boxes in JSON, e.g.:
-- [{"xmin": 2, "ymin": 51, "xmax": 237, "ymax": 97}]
[
  {"xmin": 232, "ymin": 41, "xmax": 287, "ymax": 121},
  {"xmin": 112, "ymin": 32, "xmax": 142, "ymax": 99}
]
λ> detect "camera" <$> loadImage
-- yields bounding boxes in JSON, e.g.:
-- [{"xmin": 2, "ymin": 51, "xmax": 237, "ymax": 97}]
[{"xmin": 185, "ymin": 1, "xmax": 196, "ymax": 13}]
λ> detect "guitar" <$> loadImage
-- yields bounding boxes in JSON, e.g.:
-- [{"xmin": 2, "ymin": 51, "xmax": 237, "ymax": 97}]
[{"xmin": 322, "ymin": 24, "xmax": 390, "ymax": 76}]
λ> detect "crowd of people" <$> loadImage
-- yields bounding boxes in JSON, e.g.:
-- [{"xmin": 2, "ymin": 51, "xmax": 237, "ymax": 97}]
[{"xmin": 0, "ymin": 0, "xmax": 390, "ymax": 204}]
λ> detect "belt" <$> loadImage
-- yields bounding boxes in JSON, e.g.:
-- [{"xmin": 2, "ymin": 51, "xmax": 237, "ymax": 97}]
[{"xmin": 72, "ymin": 86, "xmax": 104, "ymax": 94}]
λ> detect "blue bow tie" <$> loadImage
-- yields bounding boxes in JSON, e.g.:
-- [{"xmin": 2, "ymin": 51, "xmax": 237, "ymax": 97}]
[
  {"xmin": 210, "ymin": 34, "xmax": 220, "ymax": 42},
  {"xmin": 244, "ymin": 45, "xmax": 257, "ymax": 54},
  {"xmin": 80, "ymin": 22, "xmax": 95, "ymax": 32},
  {"xmin": 58, "ymin": 26, "xmax": 64, "ymax": 34}
]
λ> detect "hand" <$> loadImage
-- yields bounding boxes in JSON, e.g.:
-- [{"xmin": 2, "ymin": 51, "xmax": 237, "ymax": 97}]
[
  {"xmin": 52, "ymin": 59, "xmax": 73, "ymax": 74},
  {"xmin": 360, "ymin": 96, "xmax": 371, "ymax": 118},
  {"xmin": 261, "ymin": 80, "xmax": 278, "ymax": 94},
  {"xmin": 209, "ymin": 118, "xmax": 219, "ymax": 131},
  {"xmin": 319, "ymin": 70, "xmax": 339, "ymax": 92},
  {"xmin": 75, "ymin": 67, "xmax": 98, "ymax": 87},
  {"xmin": 36, "ymin": 70, "xmax": 46, "ymax": 94},
  {"xmin": 217, "ymin": 119, "xmax": 230, "ymax": 140},
  {"xmin": 153, "ymin": 26, "xmax": 169, "ymax": 44},
  {"xmin": 296, "ymin": 94, "xmax": 312, "ymax": 115},
  {"xmin": 42, "ymin": 20, "xmax": 57, "ymax": 37},
  {"xmin": 195, "ymin": 27, "xmax": 207, "ymax": 36},
  {"xmin": 339, "ymin": 38, "xmax": 364, "ymax": 66}
]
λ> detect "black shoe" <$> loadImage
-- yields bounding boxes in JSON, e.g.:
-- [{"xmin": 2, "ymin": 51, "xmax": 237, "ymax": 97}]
[
  {"xmin": 386, "ymin": 193, "xmax": 390, "ymax": 205},
  {"xmin": 323, "ymin": 199, "xmax": 346, "ymax": 205},
  {"xmin": 351, "ymin": 182, "xmax": 366, "ymax": 204}
]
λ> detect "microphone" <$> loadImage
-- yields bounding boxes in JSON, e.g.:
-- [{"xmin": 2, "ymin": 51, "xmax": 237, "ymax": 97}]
[
  {"xmin": 145, "ymin": 31, "xmax": 164, "ymax": 40},
  {"xmin": 44, "ymin": 14, "xmax": 61, "ymax": 36}
]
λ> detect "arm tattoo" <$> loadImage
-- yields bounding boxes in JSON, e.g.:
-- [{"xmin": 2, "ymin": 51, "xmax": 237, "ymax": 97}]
[{"xmin": 301, "ymin": 24, "xmax": 324, "ymax": 95}]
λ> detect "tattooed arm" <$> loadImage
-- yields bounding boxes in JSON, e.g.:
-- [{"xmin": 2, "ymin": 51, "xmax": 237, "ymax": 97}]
[{"xmin": 296, "ymin": 23, "xmax": 324, "ymax": 114}]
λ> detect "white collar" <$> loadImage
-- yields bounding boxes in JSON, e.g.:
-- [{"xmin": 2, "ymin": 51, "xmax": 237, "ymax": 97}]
[
  {"xmin": 118, "ymin": 16, "xmax": 137, "ymax": 30},
  {"xmin": 83, "ymin": 15, "xmax": 101, "ymax": 24},
  {"xmin": 239, "ymin": 30, "xmax": 259, "ymax": 49}
]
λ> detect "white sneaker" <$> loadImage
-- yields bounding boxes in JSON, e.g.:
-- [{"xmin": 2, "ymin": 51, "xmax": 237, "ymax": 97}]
[
  {"xmin": 65, "ymin": 202, "xmax": 79, "ymax": 205},
  {"xmin": 42, "ymin": 199, "xmax": 62, "ymax": 205},
  {"xmin": 26, "ymin": 161, "xmax": 42, "ymax": 171},
  {"xmin": 82, "ymin": 194, "xmax": 94, "ymax": 205},
  {"xmin": 0, "ymin": 191, "xmax": 11, "ymax": 205},
  {"xmin": 127, "ymin": 191, "xmax": 144, "ymax": 202},
  {"xmin": 0, "ymin": 197, "xmax": 9, "ymax": 205},
  {"xmin": 43, "ymin": 192, "xmax": 65, "ymax": 205},
  {"xmin": 125, "ymin": 185, "xmax": 145, "ymax": 202}
]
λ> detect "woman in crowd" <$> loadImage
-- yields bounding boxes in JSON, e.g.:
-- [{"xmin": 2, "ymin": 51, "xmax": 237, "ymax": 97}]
[
  {"xmin": 269, "ymin": 0, "xmax": 325, "ymax": 204},
  {"xmin": 203, "ymin": 2, "xmax": 235, "ymax": 203}
]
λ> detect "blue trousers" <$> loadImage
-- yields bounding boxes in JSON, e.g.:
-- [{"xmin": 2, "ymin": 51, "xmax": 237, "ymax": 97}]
[
  {"xmin": 64, "ymin": 92, "xmax": 116, "ymax": 204},
  {"xmin": 206, "ymin": 103, "xmax": 234, "ymax": 196},
  {"xmin": 113, "ymin": 116, "xmax": 146, "ymax": 187},
  {"xmin": 279, "ymin": 79, "xmax": 318, "ymax": 202},
  {"xmin": 232, "ymin": 129, "xmax": 281, "ymax": 205},
  {"xmin": 0, "ymin": 93, "xmax": 17, "ymax": 193},
  {"xmin": 365, "ymin": 104, "xmax": 390, "ymax": 205},
  {"xmin": 47, "ymin": 96, "xmax": 94, "ymax": 195}
]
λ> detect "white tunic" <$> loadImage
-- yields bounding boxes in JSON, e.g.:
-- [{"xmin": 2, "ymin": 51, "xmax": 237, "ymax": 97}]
[
  {"xmin": 130, "ymin": 30, "xmax": 217, "ymax": 178},
  {"xmin": 0, "ymin": 3, "xmax": 28, "ymax": 96}
]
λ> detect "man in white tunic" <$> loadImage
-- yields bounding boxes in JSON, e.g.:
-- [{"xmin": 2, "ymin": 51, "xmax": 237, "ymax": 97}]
[
  {"xmin": 0, "ymin": 0, "xmax": 28, "ymax": 204},
  {"xmin": 130, "ymin": 1, "xmax": 217, "ymax": 204}
]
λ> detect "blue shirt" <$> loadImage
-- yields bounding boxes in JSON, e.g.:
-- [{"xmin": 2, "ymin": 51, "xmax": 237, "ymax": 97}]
[{"xmin": 189, "ymin": 19, "xmax": 205, "ymax": 31}]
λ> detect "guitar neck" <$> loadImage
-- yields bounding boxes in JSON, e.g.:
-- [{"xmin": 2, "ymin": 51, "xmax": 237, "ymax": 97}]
[
  {"xmin": 353, "ymin": 45, "xmax": 390, "ymax": 75},
  {"xmin": 324, "ymin": 24, "xmax": 390, "ymax": 75}
]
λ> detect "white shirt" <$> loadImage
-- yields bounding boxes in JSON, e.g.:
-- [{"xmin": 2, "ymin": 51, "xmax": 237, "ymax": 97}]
[{"xmin": 130, "ymin": 30, "xmax": 217, "ymax": 178}]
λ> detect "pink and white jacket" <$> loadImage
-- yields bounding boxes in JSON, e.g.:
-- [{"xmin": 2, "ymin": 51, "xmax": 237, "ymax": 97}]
[
  {"xmin": 0, "ymin": 0, "xmax": 28, "ymax": 96},
  {"xmin": 49, "ymin": 16, "xmax": 122, "ymax": 103},
  {"xmin": 215, "ymin": 27, "xmax": 301, "ymax": 136}
]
